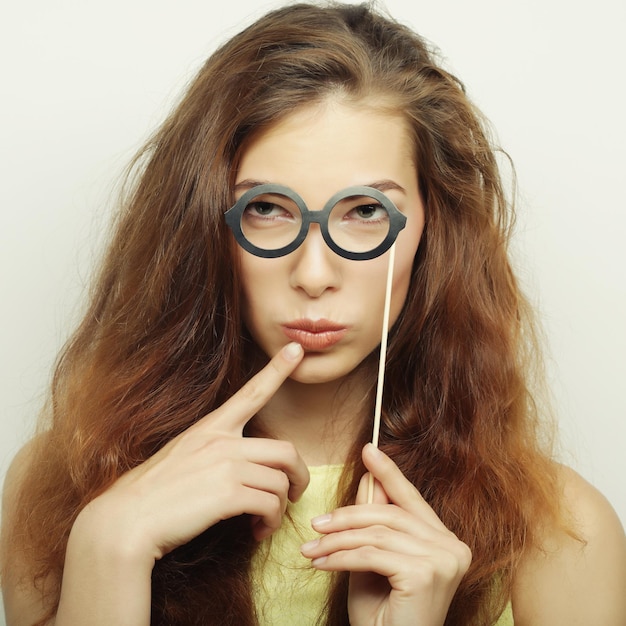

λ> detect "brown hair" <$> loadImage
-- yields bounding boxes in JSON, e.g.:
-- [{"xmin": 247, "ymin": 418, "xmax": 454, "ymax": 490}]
[{"xmin": 7, "ymin": 3, "xmax": 562, "ymax": 625}]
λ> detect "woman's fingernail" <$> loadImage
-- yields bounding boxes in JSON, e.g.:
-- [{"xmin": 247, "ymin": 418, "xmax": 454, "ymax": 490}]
[
  {"xmin": 300, "ymin": 539, "xmax": 319, "ymax": 553},
  {"xmin": 311, "ymin": 513, "xmax": 331, "ymax": 527},
  {"xmin": 311, "ymin": 556, "xmax": 327, "ymax": 567},
  {"xmin": 283, "ymin": 342, "xmax": 303, "ymax": 360}
]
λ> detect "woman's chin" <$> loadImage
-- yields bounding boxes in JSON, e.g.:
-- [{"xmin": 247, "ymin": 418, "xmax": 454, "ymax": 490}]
[{"xmin": 285, "ymin": 349, "xmax": 364, "ymax": 385}]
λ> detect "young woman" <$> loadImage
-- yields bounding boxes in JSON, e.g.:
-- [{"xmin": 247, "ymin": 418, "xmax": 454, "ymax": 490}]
[{"xmin": 2, "ymin": 3, "xmax": 625, "ymax": 625}]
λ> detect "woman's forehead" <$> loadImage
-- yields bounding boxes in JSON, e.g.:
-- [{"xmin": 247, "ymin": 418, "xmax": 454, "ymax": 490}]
[{"xmin": 235, "ymin": 100, "xmax": 416, "ymax": 204}]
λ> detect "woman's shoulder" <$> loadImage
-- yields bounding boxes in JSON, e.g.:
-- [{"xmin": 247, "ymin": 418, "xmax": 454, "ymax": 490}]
[
  {"xmin": 2, "ymin": 435, "xmax": 47, "ymax": 510},
  {"xmin": 1, "ymin": 437, "xmax": 38, "ymax": 567},
  {"xmin": 511, "ymin": 464, "xmax": 626, "ymax": 625},
  {"xmin": 1, "ymin": 435, "xmax": 52, "ymax": 626}
]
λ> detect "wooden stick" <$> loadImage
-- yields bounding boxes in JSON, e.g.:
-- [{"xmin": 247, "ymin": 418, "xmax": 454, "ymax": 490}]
[{"xmin": 367, "ymin": 242, "xmax": 396, "ymax": 504}]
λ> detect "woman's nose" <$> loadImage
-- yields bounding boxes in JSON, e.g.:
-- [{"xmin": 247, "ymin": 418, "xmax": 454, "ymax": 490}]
[{"xmin": 289, "ymin": 224, "xmax": 341, "ymax": 298}]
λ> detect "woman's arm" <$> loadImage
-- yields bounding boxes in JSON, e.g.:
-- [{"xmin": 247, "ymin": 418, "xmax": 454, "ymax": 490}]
[
  {"xmin": 1, "ymin": 343, "xmax": 309, "ymax": 626},
  {"xmin": 512, "ymin": 466, "xmax": 626, "ymax": 626}
]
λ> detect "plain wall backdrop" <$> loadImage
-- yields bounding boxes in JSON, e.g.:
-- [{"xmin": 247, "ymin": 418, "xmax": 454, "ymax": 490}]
[{"xmin": 1, "ymin": 2, "xmax": 624, "ymax": 615}]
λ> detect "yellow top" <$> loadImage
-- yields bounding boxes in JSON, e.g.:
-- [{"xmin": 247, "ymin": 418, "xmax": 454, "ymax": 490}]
[{"xmin": 251, "ymin": 464, "xmax": 513, "ymax": 625}]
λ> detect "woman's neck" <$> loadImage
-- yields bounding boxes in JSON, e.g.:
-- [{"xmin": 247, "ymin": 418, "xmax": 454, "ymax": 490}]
[{"xmin": 254, "ymin": 371, "xmax": 372, "ymax": 466}]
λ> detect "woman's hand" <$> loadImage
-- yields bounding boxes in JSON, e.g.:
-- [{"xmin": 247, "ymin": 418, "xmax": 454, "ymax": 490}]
[
  {"xmin": 300, "ymin": 443, "xmax": 471, "ymax": 626},
  {"xmin": 74, "ymin": 341, "xmax": 310, "ymax": 563}
]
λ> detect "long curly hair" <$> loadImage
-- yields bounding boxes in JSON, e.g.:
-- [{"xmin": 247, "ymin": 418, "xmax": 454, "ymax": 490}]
[{"xmin": 6, "ymin": 3, "xmax": 563, "ymax": 625}]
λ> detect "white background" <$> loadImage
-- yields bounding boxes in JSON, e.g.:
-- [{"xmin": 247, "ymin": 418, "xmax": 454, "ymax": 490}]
[{"xmin": 1, "ymin": 2, "xmax": 624, "ymax": 611}]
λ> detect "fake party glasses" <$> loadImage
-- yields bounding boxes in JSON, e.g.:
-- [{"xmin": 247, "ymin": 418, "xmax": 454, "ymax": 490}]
[{"xmin": 225, "ymin": 184, "xmax": 407, "ymax": 260}]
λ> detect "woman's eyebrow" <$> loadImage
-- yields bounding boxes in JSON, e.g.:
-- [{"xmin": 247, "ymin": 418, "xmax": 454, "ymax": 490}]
[
  {"xmin": 366, "ymin": 179, "xmax": 406, "ymax": 194},
  {"xmin": 233, "ymin": 178, "xmax": 406, "ymax": 194},
  {"xmin": 233, "ymin": 179, "xmax": 268, "ymax": 192}
]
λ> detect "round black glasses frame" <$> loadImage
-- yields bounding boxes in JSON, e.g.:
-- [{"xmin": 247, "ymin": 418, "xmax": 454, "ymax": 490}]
[{"xmin": 224, "ymin": 183, "xmax": 407, "ymax": 261}]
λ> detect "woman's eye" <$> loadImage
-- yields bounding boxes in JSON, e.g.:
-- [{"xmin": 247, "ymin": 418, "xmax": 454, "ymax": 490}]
[
  {"xmin": 241, "ymin": 199, "xmax": 299, "ymax": 228},
  {"xmin": 348, "ymin": 203, "xmax": 388, "ymax": 221},
  {"xmin": 247, "ymin": 201, "xmax": 280, "ymax": 216},
  {"xmin": 243, "ymin": 201, "xmax": 295, "ymax": 220}
]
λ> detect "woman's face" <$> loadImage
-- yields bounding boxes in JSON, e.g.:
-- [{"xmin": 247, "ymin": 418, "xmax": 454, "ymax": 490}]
[{"xmin": 234, "ymin": 99, "xmax": 425, "ymax": 384}]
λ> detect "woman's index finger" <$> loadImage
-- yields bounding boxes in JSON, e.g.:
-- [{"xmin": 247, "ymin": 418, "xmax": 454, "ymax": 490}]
[
  {"xmin": 203, "ymin": 342, "xmax": 303, "ymax": 433},
  {"xmin": 362, "ymin": 443, "xmax": 447, "ymax": 528}
]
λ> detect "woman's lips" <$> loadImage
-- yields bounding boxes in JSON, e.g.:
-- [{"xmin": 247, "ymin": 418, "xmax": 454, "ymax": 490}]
[{"xmin": 282, "ymin": 320, "xmax": 348, "ymax": 351}]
